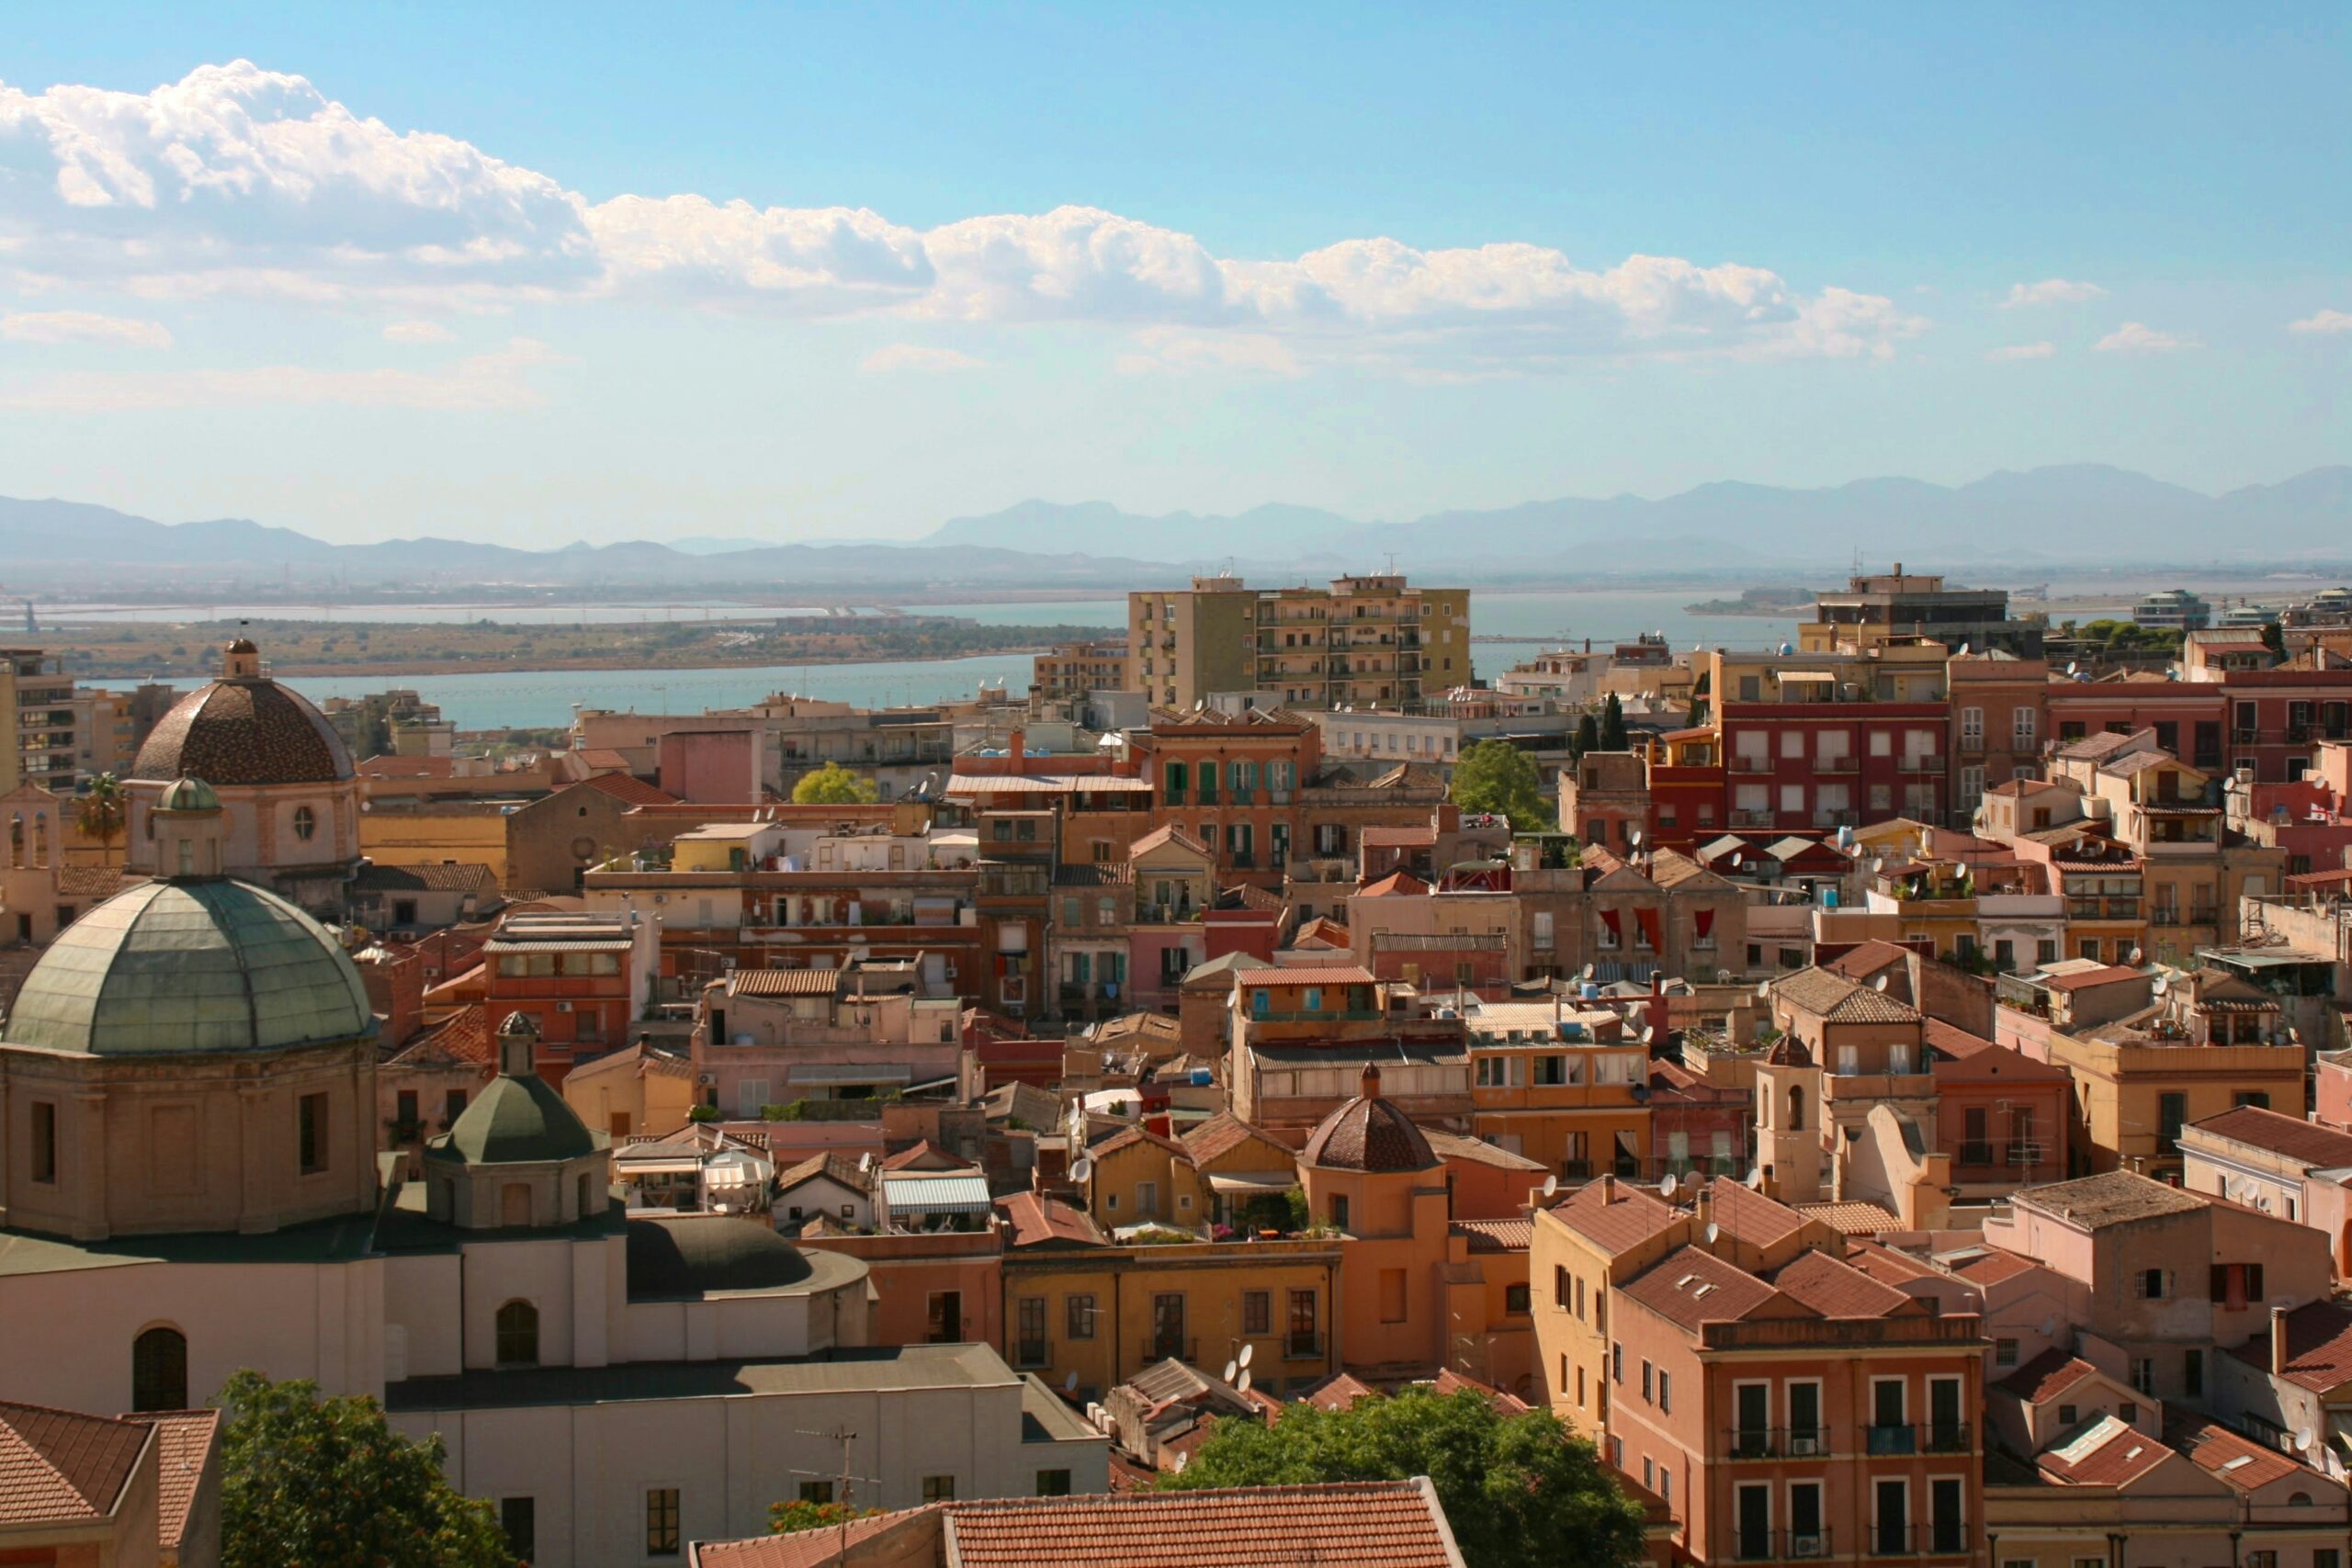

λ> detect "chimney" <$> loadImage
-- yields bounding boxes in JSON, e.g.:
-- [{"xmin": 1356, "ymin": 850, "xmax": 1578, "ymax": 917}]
[
  {"xmin": 1693, "ymin": 1183, "xmax": 1713, "ymax": 1237},
  {"xmin": 1009, "ymin": 728, "xmax": 1026, "ymax": 765},
  {"xmin": 1360, "ymin": 1063, "xmax": 1382, "ymax": 1101},
  {"xmin": 2273, "ymin": 1304, "xmax": 2291, "ymax": 1377},
  {"xmin": 1599, "ymin": 1172, "xmax": 1616, "ymax": 1203}
]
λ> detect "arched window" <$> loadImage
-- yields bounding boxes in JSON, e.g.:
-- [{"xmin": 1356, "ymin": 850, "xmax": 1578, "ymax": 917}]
[
  {"xmin": 291, "ymin": 805, "xmax": 317, "ymax": 842},
  {"xmin": 495, "ymin": 1301, "xmax": 539, "ymax": 1367},
  {"xmin": 1787, "ymin": 1085, "xmax": 1805, "ymax": 1132},
  {"xmin": 131, "ymin": 1326, "xmax": 187, "ymax": 1412}
]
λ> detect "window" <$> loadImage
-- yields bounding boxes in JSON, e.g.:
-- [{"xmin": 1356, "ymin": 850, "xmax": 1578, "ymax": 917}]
[
  {"xmin": 130, "ymin": 1325, "xmax": 187, "ymax": 1413},
  {"xmin": 1036, "ymin": 1470, "xmax": 1072, "ymax": 1496},
  {"xmin": 1016, "ymin": 1296, "xmax": 1047, "ymax": 1367},
  {"xmin": 1788, "ymin": 1481, "xmax": 1824, "ymax": 1554},
  {"xmin": 1329, "ymin": 1193, "xmax": 1350, "ymax": 1231},
  {"xmin": 1505, "ymin": 1283, "xmax": 1531, "ymax": 1314},
  {"xmin": 1532, "ymin": 911, "xmax": 1555, "ymax": 950},
  {"xmin": 2157, "ymin": 1093, "xmax": 2187, "ymax": 1151},
  {"xmin": 297, "ymin": 1091, "xmax": 329, "ymax": 1175},
  {"xmin": 1930, "ymin": 1476, "xmax": 1964, "ymax": 1554},
  {"xmin": 1735, "ymin": 1483, "xmax": 1771, "ymax": 1562},
  {"xmin": 495, "ymin": 1300, "xmax": 539, "ymax": 1366},
  {"xmin": 1288, "ymin": 1289, "xmax": 1318, "ymax": 1356},
  {"xmin": 2185, "ymin": 1347, "xmax": 2203, "ymax": 1398},
  {"xmin": 29, "ymin": 1101, "xmax": 56, "ymax": 1184},
  {"xmin": 2058, "ymin": 1404, "xmax": 2075, "ymax": 1427},
  {"xmin": 1060, "ymin": 1292, "xmax": 1098, "ymax": 1345},
  {"xmin": 1555, "ymin": 1265, "xmax": 1572, "ymax": 1309},
  {"xmin": 1995, "ymin": 1337, "xmax": 2018, "ymax": 1368},
  {"xmin": 1641, "ymin": 1359, "xmax": 1653, "ymax": 1400},
  {"xmin": 922, "ymin": 1476, "xmax": 956, "ymax": 1503},
  {"xmin": 291, "ymin": 805, "xmax": 316, "ymax": 841},
  {"xmin": 1657, "ymin": 1369, "xmax": 1670, "ymax": 1413},
  {"xmin": 1243, "ymin": 1291, "xmax": 1272, "ymax": 1336},
  {"xmin": 1611, "ymin": 1342, "xmax": 1623, "ymax": 1382},
  {"xmin": 500, "ymin": 1498, "xmax": 536, "ymax": 1561},
  {"xmin": 645, "ymin": 1488, "xmax": 681, "ymax": 1556},
  {"xmin": 798, "ymin": 1482, "xmax": 833, "ymax": 1505},
  {"xmin": 1789, "ymin": 1381, "xmax": 1824, "ymax": 1448},
  {"xmin": 2133, "ymin": 1269, "xmax": 2169, "ymax": 1300}
]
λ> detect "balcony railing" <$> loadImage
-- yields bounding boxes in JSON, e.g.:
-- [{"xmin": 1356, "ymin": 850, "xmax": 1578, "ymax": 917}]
[
  {"xmin": 1863, "ymin": 1523, "xmax": 1970, "ymax": 1558},
  {"xmin": 1731, "ymin": 756, "xmax": 1774, "ymax": 773},
  {"xmin": 1140, "ymin": 1336, "xmax": 1197, "ymax": 1364},
  {"xmin": 1865, "ymin": 1422, "xmax": 1973, "ymax": 1456},
  {"xmin": 1725, "ymin": 1426, "xmax": 1830, "ymax": 1460},
  {"xmin": 1900, "ymin": 755, "xmax": 1945, "ymax": 774},
  {"xmin": 1736, "ymin": 1529, "xmax": 1834, "ymax": 1562},
  {"xmin": 1284, "ymin": 1332, "xmax": 1324, "ymax": 1359},
  {"xmin": 1815, "ymin": 756, "xmax": 1858, "ymax": 774}
]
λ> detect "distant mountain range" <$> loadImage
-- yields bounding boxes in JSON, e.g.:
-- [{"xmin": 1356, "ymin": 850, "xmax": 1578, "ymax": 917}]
[{"xmin": 2, "ymin": 463, "xmax": 2345, "ymax": 594}]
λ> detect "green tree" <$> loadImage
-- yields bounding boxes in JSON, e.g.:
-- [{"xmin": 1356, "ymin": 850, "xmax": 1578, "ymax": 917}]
[
  {"xmin": 1599, "ymin": 693, "xmax": 1628, "ymax": 751},
  {"xmin": 1449, "ymin": 739, "xmax": 1551, "ymax": 833},
  {"xmin": 2262, "ymin": 619, "xmax": 2287, "ymax": 662},
  {"xmin": 1573, "ymin": 712, "xmax": 1600, "ymax": 759},
  {"xmin": 770, "ymin": 1499, "xmax": 884, "ymax": 1535},
  {"xmin": 216, "ymin": 1371, "xmax": 515, "ymax": 1568},
  {"xmin": 74, "ymin": 773, "xmax": 125, "ymax": 868},
  {"xmin": 790, "ymin": 761, "xmax": 879, "ymax": 805},
  {"xmin": 1163, "ymin": 1387, "xmax": 1644, "ymax": 1568}
]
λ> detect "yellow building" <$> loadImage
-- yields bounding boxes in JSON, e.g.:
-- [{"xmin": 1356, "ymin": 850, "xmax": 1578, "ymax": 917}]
[
  {"xmin": 1531, "ymin": 1176, "xmax": 1690, "ymax": 1441},
  {"xmin": 559, "ymin": 1039, "xmax": 698, "ymax": 1140},
  {"xmin": 1076, "ymin": 1125, "xmax": 1211, "ymax": 1231},
  {"xmin": 1129, "ymin": 574, "xmax": 1470, "ymax": 714},
  {"xmin": 1000, "ymin": 1235, "xmax": 1341, "ymax": 1402},
  {"xmin": 1464, "ymin": 1001, "xmax": 1652, "ymax": 1179},
  {"xmin": 359, "ymin": 800, "xmax": 514, "ymax": 885}
]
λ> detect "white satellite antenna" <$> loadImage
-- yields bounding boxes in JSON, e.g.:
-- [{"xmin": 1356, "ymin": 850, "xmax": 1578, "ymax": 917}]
[
  {"xmin": 1238, "ymin": 1343, "xmax": 1255, "ymax": 1370},
  {"xmin": 2153, "ymin": 975, "xmax": 2169, "ymax": 997},
  {"xmin": 1746, "ymin": 1168, "xmax": 1765, "ymax": 1190},
  {"xmin": 1730, "ymin": 852, "xmax": 1744, "ymax": 869},
  {"xmin": 1236, "ymin": 1369, "xmax": 1253, "ymax": 1395},
  {"xmin": 1630, "ymin": 828, "xmax": 1645, "ymax": 849},
  {"xmin": 1070, "ymin": 1156, "xmax": 1094, "ymax": 1184},
  {"xmin": 2297, "ymin": 1426, "xmax": 2319, "ymax": 1453},
  {"xmin": 1542, "ymin": 1173, "xmax": 1561, "ymax": 1199},
  {"xmin": 1705, "ymin": 1221, "xmax": 1722, "ymax": 1245},
  {"xmin": 2128, "ymin": 945, "xmax": 2143, "ymax": 965},
  {"xmin": 1639, "ymin": 1024, "xmax": 1655, "ymax": 1044},
  {"xmin": 1222, "ymin": 1359, "xmax": 1239, "ymax": 1383},
  {"xmin": 1755, "ymin": 979, "xmax": 1771, "ymax": 999},
  {"xmin": 1064, "ymin": 1371, "xmax": 1080, "ymax": 1393},
  {"xmin": 1873, "ymin": 975, "xmax": 1891, "ymax": 992},
  {"xmin": 1582, "ymin": 963, "xmax": 1597, "ymax": 981},
  {"xmin": 2066, "ymin": 661, "xmax": 2079, "ymax": 676},
  {"xmin": 1659, "ymin": 1173, "xmax": 1679, "ymax": 1199},
  {"xmin": 1957, "ymin": 642, "xmax": 1971, "ymax": 657}
]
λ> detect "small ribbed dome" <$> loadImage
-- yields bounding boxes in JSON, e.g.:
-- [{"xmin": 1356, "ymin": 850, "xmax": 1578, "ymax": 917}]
[
  {"xmin": 1303, "ymin": 1066, "xmax": 1438, "ymax": 1173},
  {"xmin": 157, "ymin": 777, "xmax": 220, "ymax": 813},
  {"xmin": 3, "ymin": 879, "xmax": 374, "ymax": 1056},
  {"xmin": 131, "ymin": 677, "xmax": 353, "ymax": 787},
  {"xmin": 426, "ymin": 1064, "xmax": 600, "ymax": 1167}
]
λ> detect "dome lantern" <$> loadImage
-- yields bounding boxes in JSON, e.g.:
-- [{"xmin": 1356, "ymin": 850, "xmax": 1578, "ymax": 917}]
[{"xmin": 153, "ymin": 776, "xmax": 225, "ymax": 881}]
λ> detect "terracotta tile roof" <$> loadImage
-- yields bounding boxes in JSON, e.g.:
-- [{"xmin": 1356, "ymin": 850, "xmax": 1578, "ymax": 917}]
[
  {"xmin": 995, "ymin": 1190, "xmax": 1107, "ymax": 1249},
  {"xmin": 1550, "ymin": 1179, "xmax": 1681, "ymax": 1257},
  {"xmin": 0, "ymin": 1400, "xmax": 150, "ymax": 1527},
  {"xmin": 1235, "ymin": 965, "xmax": 1376, "ymax": 987},
  {"xmin": 1424, "ymin": 1130, "xmax": 1545, "ymax": 1171},
  {"xmin": 1826, "ymin": 940, "xmax": 1913, "ymax": 981},
  {"xmin": 774, "ymin": 1153, "xmax": 872, "ymax": 1195},
  {"xmin": 1646, "ymin": 848, "xmax": 1727, "ymax": 889},
  {"xmin": 1451, "ymin": 1218, "xmax": 1533, "ymax": 1253},
  {"xmin": 1182, "ymin": 1112, "xmax": 1289, "ymax": 1168},
  {"xmin": 2043, "ymin": 964, "xmax": 2146, "ymax": 993},
  {"xmin": 2186, "ymin": 1105, "xmax": 2352, "ymax": 1169},
  {"xmin": 1770, "ymin": 1248, "xmax": 1914, "ymax": 1318},
  {"xmin": 1295, "ymin": 1371, "xmax": 1382, "ymax": 1412},
  {"xmin": 1996, "ymin": 1349, "xmax": 2100, "ymax": 1403},
  {"xmin": 1621, "ymin": 1245, "xmax": 1781, "ymax": 1330},
  {"xmin": 579, "ymin": 771, "xmax": 680, "ymax": 807},
  {"xmin": 1704, "ymin": 1177, "xmax": 1811, "ymax": 1250},
  {"xmin": 2170, "ymin": 1416, "xmax": 2312, "ymax": 1492},
  {"xmin": 692, "ymin": 1506, "xmax": 938, "ymax": 1566},
  {"xmin": 2038, "ymin": 1415, "xmax": 2175, "ymax": 1487},
  {"xmin": 941, "ymin": 1483, "xmax": 1466, "ymax": 1568},
  {"xmin": 122, "ymin": 1409, "xmax": 217, "ymax": 1551},
  {"xmin": 1770, "ymin": 965, "xmax": 1923, "ymax": 1023},
  {"xmin": 1792, "ymin": 1200, "xmax": 1904, "ymax": 1237},
  {"xmin": 1926, "ymin": 1021, "xmax": 2071, "ymax": 1080},
  {"xmin": 1840, "ymin": 1238, "xmax": 1947, "ymax": 1286},
  {"xmin": 1129, "ymin": 823, "xmax": 1213, "ymax": 858},
  {"xmin": 1357, "ymin": 871, "xmax": 1430, "ymax": 898},
  {"xmin": 1429, "ymin": 1368, "xmax": 1530, "ymax": 1414},
  {"xmin": 354, "ymin": 861, "xmax": 492, "ymax": 893},
  {"xmin": 577, "ymin": 747, "xmax": 636, "ymax": 771},
  {"xmin": 1953, "ymin": 1247, "xmax": 2041, "ymax": 1287},
  {"xmin": 1089, "ymin": 1124, "xmax": 1191, "ymax": 1162},
  {"xmin": 57, "ymin": 866, "xmax": 149, "ymax": 898},
  {"xmin": 1053, "ymin": 862, "xmax": 1136, "ymax": 886},
  {"xmin": 1292, "ymin": 916, "xmax": 1351, "ymax": 948},
  {"xmin": 727, "ymin": 966, "xmax": 842, "ymax": 997},
  {"xmin": 388, "ymin": 1003, "xmax": 494, "ymax": 1066},
  {"xmin": 132, "ymin": 674, "xmax": 354, "ymax": 786},
  {"xmin": 2015, "ymin": 1170, "xmax": 2205, "ymax": 1230},
  {"xmin": 879, "ymin": 1139, "xmax": 967, "ymax": 1172},
  {"xmin": 2235, "ymin": 1301, "xmax": 2352, "ymax": 1393}
]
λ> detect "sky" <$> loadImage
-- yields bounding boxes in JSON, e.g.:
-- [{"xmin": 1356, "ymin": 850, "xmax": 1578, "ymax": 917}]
[{"xmin": 1, "ymin": 3, "xmax": 2346, "ymax": 547}]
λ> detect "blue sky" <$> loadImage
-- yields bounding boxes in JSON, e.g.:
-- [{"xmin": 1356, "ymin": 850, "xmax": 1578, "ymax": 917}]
[{"xmin": 1, "ymin": 4, "xmax": 2345, "ymax": 547}]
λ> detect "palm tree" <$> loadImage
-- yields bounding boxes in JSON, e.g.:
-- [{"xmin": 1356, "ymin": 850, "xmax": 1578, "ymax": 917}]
[{"xmin": 74, "ymin": 773, "xmax": 125, "ymax": 869}]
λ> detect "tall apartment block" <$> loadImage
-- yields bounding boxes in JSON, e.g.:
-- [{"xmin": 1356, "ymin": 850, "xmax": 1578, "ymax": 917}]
[
  {"xmin": 0, "ymin": 649, "xmax": 75, "ymax": 793},
  {"xmin": 1128, "ymin": 574, "xmax": 1470, "ymax": 714}
]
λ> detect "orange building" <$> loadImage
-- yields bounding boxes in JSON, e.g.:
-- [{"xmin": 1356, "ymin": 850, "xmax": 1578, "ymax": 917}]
[{"xmin": 1296, "ymin": 1065, "xmax": 1455, "ymax": 1379}]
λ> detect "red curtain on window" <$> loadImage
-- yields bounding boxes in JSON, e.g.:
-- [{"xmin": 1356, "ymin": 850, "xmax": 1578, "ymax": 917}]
[
  {"xmin": 1635, "ymin": 907, "xmax": 1663, "ymax": 950},
  {"xmin": 1694, "ymin": 908, "xmax": 1715, "ymax": 941},
  {"xmin": 1599, "ymin": 908, "xmax": 1623, "ymax": 942}
]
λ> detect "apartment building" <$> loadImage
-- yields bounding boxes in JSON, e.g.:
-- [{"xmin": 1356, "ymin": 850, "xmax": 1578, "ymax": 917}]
[
  {"xmin": 481, "ymin": 909, "xmax": 660, "ymax": 1078},
  {"xmin": 692, "ymin": 961, "xmax": 968, "ymax": 1118},
  {"xmin": 2177, "ymin": 1105, "xmax": 2352, "ymax": 1278},
  {"xmin": 1948, "ymin": 651, "xmax": 2049, "ymax": 826},
  {"xmin": 1462, "ymin": 999, "xmax": 1650, "ymax": 1179},
  {"xmin": 1704, "ymin": 647, "xmax": 1951, "ymax": 835},
  {"xmin": 1128, "ymin": 573, "xmax": 1470, "ymax": 713},
  {"xmin": 0, "ymin": 649, "xmax": 75, "ymax": 793},
  {"xmin": 1804, "ymin": 566, "xmax": 2044, "ymax": 658},
  {"xmin": 1028, "ymin": 638, "xmax": 1132, "ymax": 698}
]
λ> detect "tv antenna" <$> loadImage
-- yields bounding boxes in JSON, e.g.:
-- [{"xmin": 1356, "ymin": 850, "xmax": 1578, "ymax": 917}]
[{"xmin": 789, "ymin": 1425, "xmax": 883, "ymax": 1556}]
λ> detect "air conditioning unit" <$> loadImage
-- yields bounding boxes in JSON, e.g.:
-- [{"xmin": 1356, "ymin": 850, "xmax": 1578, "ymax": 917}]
[
  {"xmin": 557, "ymin": 1000, "xmax": 575, "ymax": 1013},
  {"xmin": 1792, "ymin": 1533, "xmax": 1826, "ymax": 1557},
  {"xmin": 695, "ymin": 1073, "xmax": 718, "ymax": 1086},
  {"xmin": 1790, "ymin": 1434, "xmax": 1823, "ymax": 1457}
]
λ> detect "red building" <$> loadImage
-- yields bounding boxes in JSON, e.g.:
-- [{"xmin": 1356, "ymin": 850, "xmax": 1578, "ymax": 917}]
[
  {"xmin": 1721, "ymin": 699, "xmax": 1948, "ymax": 834},
  {"xmin": 1926, "ymin": 1020, "xmax": 2071, "ymax": 1195},
  {"xmin": 481, "ymin": 910, "xmax": 656, "ymax": 1083},
  {"xmin": 2212, "ymin": 667, "xmax": 2352, "ymax": 782},
  {"xmin": 2044, "ymin": 673, "xmax": 2225, "ymax": 770}
]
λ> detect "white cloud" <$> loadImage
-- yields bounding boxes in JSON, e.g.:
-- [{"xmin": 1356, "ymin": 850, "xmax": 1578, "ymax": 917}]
[
  {"xmin": 2093, "ymin": 321, "xmax": 2197, "ymax": 355},
  {"xmin": 861, "ymin": 343, "xmax": 983, "ymax": 374},
  {"xmin": 2002, "ymin": 278, "xmax": 2106, "ymax": 308},
  {"xmin": 0, "ymin": 62, "xmax": 1928, "ymax": 371},
  {"xmin": 0, "ymin": 337, "xmax": 558, "ymax": 412},
  {"xmin": 1985, "ymin": 341, "xmax": 2056, "ymax": 361},
  {"xmin": 382, "ymin": 319, "xmax": 454, "ymax": 344},
  {"xmin": 2290, "ymin": 308, "xmax": 2352, "ymax": 335},
  {"xmin": 0, "ymin": 309, "xmax": 172, "ymax": 347}
]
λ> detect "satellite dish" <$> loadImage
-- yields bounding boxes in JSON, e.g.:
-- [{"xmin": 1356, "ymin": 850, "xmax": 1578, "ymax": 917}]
[
  {"xmin": 1630, "ymin": 829, "xmax": 1645, "ymax": 849},
  {"xmin": 1070, "ymin": 1156, "xmax": 1095, "ymax": 1184},
  {"xmin": 1542, "ymin": 1174, "xmax": 1560, "ymax": 1198},
  {"xmin": 1065, "ymin": 1371, "xmax": 1080, "ymax": 1393},
  {"xmin": 1755, "ymin": 979, "xmax": 1771, "ymax": 1000},
  {"xmin": 2128, "ymin": 945, "xmax": 2143, "ymax": 965},
  {"xmin": 1639, "ymin": 1024, "xmax": 1655, "ymax": 1044},
  {"xmin": 1873, "ymin": 975, "xmax": 1891, "ymax": 992},
  {"xmin": 1223, "ymin": 1359, "xmax": 1239, "ymax": 1383},
  {"xmin": 2153, "ymin": 975, "xmax": 2169, "ymax": 996},
  {"xmin": 1730, "ymin": 852, "xmax": 1745, "ymax": 869},
  {"xmin": 1238, "ymin": 1343, "xmax": 1255, "ymax": 1370},
  {"xmin": 1705, "ymin": 1221, "xmax": 1722, "ymax": 1245},
  {"xmin": 1659, "ymin": 1173, "xmax": 1679, "ymax": 1198},
  {"xmin": 2066, "ymin": 661, "xmax": 2079, "ymax": 676},
  {"xmin": 2040, "ymin": 1316, "xmax": 2056, "ymax": 1337},
  {"xmin": 2297, "ymin": 1427, "xmax": 2319, "ymax": 1452},
  {"xmin": 1746, "ymin": 1168, "xmax": 1765, "ymax": 1190},
  {"xmin": 1957, "ymin": 642, "xmax": 1971, "ymax": 657},
  {"xmin": 1582, "ymin": 963, "xmax": 1597, "ymax": 981}
]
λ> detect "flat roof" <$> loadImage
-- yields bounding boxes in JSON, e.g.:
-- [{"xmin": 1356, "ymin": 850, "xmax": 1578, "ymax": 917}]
[{"xmin": 384, "ymin": 1343, "xmax": 1021, "ymax": 1413}]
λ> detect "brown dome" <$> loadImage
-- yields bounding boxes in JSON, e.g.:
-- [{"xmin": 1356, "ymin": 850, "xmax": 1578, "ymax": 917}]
[
  {"xmin": 1303, "ymin": 1066, "xmax": 1438, "ymax": 1173},
  {"xmin": 132, "ymin": 678, "xmax": 354, "ymax": 786}
]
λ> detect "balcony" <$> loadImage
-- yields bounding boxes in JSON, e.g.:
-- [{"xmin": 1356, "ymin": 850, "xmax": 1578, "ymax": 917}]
[
  {"xmin": 1866, "ymin": 1421, "xmax": 1973, "ymax": 1456},
  {"xmin": 1734, "ymin": 1529, "xmax": 1835, "ymax": 1562},
  {"xmin": 1863, "ymin": 1523, "xmax": 1970, "ymax": 1559},
  {"xmin": 1730, "ymin": 809, "xmax": 1775, "ymax": 828},
  {"xmin": 1725, "ymin": 1426, "xmax": 1830, "ymax": 1460},
  {"xmin": 1731, "ymin": 756, "xmax": 1774, "ymax": 773},
  {"xmin": 1815, "ymin": 756, "xmax": 1858, "ymax": 774},
  {"xmin": 1900, "ymin": 754, "xmax": 1945, "ymax": 774}
]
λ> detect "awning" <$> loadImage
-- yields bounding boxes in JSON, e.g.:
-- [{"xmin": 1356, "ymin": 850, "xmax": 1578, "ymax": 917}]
[
  {"xmin": 789, "ymin": 1065, "xmax": 914, "ymax": 1086},
  {"xmin": 616, "ymin": 1157, "xmax": 703, "ymax": 1176},
  {"xmin": 881, "ymin": 1174, "xmax": 992, "ymax": 1215},
  {"xmin": 1205, "ymin": 1171, "xmax": 1295, "ymax": 1195}
]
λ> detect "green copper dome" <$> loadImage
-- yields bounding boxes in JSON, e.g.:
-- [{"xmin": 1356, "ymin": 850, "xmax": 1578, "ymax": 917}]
[
  {"xmin": 2, "ymin": 879, "xmax": 375, "ymax": 1056},
  {"xmin": 157, "ymin": 777, "xmax": 220, "ymax": 813},
  {"xmin": 427, "ymin": 1073, "xmax": 602, "ymax": 1167}
]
